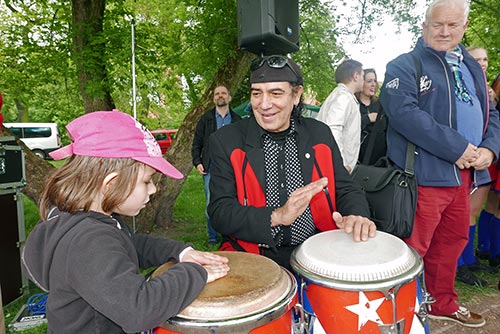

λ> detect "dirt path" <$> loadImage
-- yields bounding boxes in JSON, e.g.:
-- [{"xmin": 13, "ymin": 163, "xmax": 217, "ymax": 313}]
[{"xmin": 428, "ymin": 292, "xmax": 500, "ymax": 334}]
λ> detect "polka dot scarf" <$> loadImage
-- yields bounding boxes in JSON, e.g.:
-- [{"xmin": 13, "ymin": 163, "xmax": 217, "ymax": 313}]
[{"xmin": 262, "ymin": 119, "xmax": 316, "ymax": 246}]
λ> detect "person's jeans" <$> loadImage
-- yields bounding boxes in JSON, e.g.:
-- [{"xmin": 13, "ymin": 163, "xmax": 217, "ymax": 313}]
[{"xmin": 203, "ymin": 173, "xmax": 219, "ymax": 242}]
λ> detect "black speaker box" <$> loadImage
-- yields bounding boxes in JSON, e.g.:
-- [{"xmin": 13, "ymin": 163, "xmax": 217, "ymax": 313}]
[
  {"xmin": 0, "ymin": 188, "xmax": 27, "ymax": 305},
  {"xmin": 237, "ymin": 0, "xmax": 299, "ymax": 55},
  {"xmin": 0, "ymin": 136, "xmax": 26, "ymax": 189}
]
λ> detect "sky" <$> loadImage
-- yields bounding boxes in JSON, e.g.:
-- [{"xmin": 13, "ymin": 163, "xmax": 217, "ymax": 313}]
[{"xmin": 339, "ymin": 1, "xmax": 427, "ymax": 81}]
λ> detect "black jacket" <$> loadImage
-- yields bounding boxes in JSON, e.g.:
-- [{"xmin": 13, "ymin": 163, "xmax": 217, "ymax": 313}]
[
  {"xmin": 22, "ymin": 209, "xmax": 207, "ymax": 334},
  {"xmin": 208, "ymin": 116, "xmax": 370, "ymax": 264},
  {"xmin": 191, "ymin": 108, "xmax": 241, "ymax": 170}
]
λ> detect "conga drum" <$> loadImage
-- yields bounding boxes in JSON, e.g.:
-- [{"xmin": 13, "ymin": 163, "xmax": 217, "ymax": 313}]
[
  {"xmin": 153, "ymin": 251, "xmax": 298, "ymax": 334},
  {"xmin": 291, "ymin": 230, "xmax": 425, "ymax": 334}
]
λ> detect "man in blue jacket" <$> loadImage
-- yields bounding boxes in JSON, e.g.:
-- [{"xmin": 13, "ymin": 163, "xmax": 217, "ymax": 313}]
[{"xmin": 380, "ymin": 0, "xmax": 500, "ymax": 328}]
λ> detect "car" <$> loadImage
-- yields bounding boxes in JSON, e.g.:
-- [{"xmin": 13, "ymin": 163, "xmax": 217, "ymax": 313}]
[
  {"xmin": 151, "ymin": 129, "xmax": 178, "ymax": 154},
  {"xmin": 3, "ymin": 122, "xmax": 61, "ymax": 159}
]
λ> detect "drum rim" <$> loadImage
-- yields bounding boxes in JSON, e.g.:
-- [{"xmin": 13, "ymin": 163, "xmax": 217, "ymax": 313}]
[
  {"xmin": 291, "ymin": 246, "xmax": 424, "ymax": 291},
  {"xmin": 158, "ymin": 269, "xmax": 298, "ymax": 333}
]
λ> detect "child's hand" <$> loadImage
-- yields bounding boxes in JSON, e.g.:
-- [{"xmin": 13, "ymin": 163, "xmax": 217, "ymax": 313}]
[
  {"xmin": 203, "ymin": 263, "xmax": 230, "ymax": 283},
  {"xmin": 181, "ymin": 250, "xmax": 230, "ymax": 282},
  {"xmin": 181, "ymin": 249, "xmax": 229, "ymax": 266}
]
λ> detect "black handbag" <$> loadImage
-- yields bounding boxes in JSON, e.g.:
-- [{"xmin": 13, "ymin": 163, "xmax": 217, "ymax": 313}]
[{"xmin": 351, "ymin": 143, "xmax": 417, "ymax": 238}]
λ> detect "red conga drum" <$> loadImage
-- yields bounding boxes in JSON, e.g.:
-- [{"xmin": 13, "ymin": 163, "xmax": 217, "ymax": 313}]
[
  {"xmin": 291, "ymin": 230, "xmax": 425, "ymax": 334},
  {"xmin": 153, "ymin": 251, "xmax": 298, "ymax": 334}
]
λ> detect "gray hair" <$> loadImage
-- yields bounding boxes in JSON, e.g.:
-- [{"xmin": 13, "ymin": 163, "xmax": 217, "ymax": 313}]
[{"xmin": 425, "ymin": 0, "xmax": 470, "ymax": 25}]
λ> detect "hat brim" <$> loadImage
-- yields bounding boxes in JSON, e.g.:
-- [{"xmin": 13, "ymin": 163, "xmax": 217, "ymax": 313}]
[
  {"xmin": 135, "ymin": 156, "xmax": 184, "ymax": 179},
  {"xmin": 49, "ymin": 144, "xmax": 73, "ymax": 160}
]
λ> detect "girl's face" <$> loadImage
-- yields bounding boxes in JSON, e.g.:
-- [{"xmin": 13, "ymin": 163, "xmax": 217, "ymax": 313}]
[
  {"xmin": 469, "ymin": 48, "xmax": 488, "ymax": 72},
  {"xmin": 362, "ymin": 72, "xmax": 377, "ymax": 97},
  {"xmin": 114, "ymin": 165, "xmax": 157, "ymax": 216}
]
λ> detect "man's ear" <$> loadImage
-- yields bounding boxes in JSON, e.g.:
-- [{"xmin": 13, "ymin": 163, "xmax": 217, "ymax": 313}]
[{"xmin": 102, "ymin": 172, "xmax": 119, "ymax": 192}]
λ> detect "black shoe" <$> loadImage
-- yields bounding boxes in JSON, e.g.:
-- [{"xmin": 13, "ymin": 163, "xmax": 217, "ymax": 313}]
[
  {"xmin": 489, "ymin": 254, "xmax": 500, "ymax": 268},
  {"xmin": 456, "ymin": 265, "xmax": 487, "ymax": 287},
  {"xmin": 468, "ymin": 261, "xmax": 499, "ymax": 274},
  {"xmin": 476, "ymin": 250, "xmax": 490, "ymax": 260}
]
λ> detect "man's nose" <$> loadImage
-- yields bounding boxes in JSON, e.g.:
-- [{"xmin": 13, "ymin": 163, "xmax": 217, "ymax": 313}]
[
  {"xmin": 260, "ymin": 94, "xmax": 272, "ymax": 109},
  {"xmin": 440, "ymin": 25, "xmax": 450, "ymax": 36}
]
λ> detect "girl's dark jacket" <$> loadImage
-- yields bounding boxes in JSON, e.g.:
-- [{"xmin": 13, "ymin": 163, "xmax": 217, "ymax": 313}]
[{"xmin": 22, "ymin": 209, "xmax": 207, "ymax": 334}]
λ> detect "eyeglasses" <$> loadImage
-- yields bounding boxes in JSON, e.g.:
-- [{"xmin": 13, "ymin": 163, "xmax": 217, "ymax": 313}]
[{"xmin": 250, "ymin": 55, "xmax": 301, "ymax": 83}]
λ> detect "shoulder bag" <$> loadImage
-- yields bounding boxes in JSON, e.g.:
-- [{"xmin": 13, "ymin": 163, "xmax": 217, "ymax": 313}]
[{"xmin": 351, "ymin": 53, "xmax": 421, "ymax": 238}]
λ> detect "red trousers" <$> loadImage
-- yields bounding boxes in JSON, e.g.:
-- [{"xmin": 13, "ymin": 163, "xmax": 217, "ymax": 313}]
[{"xmin": 404, "ymin": 169, "xmax": 471, "ymax": 315}]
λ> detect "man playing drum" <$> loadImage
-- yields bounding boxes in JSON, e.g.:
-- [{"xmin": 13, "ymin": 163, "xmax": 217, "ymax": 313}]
[{"xmin": 208, "ymin": 55, "xmax": 376, "ymax": 272}]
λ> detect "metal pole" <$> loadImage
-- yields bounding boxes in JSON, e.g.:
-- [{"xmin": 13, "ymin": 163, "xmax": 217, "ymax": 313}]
[{"xmin": 131, "ymin": 17, "xmax": 137, "ymax": 231}]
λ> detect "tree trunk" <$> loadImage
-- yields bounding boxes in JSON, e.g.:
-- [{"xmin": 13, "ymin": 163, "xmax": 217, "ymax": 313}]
[
  {"xmin": 133, "ymin": 46, "xmax": 253, "ymax": 232},
  {"xmin": 1, "ymin": 129, "xmax": 54, "ymax": 206},
  {"xmin": 72, "ymin": 0, "xmax": 115, "ymax": 113}
]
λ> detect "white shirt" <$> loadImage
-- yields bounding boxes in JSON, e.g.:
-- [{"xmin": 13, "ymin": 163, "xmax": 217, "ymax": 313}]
[{"xmin": 316, "ymin": 83, "xmax": 360, "ymax": 172}]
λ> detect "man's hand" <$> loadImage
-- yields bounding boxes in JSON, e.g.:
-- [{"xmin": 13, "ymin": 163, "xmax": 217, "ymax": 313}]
[
  {"xmin": 271, "ymin": 178, "xmax": 328, "ymax": 227},
  {"xmin": 332, "ymin": 211, "xmax": 376, "ymax": 242},
  {"xmin": 196, "ymin": 164, "xmax": 206, "ymax": 175},
  {"xmin": 455, "ymin": 143, "xmax": 478, "ymax": 169},
  {"xmin": 470, "ymin": 147, "xmax": 494, "ymax": 170}
]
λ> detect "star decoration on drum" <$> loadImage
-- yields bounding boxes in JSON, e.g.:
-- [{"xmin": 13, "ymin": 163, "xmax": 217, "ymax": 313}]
[{"xmin": 345, "ymin": 291, "xmax": 385, "ymax": 330}]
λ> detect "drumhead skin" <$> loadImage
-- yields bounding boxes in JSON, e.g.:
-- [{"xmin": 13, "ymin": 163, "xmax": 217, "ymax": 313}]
[
  {"xmin": 152, "ymin": 251, "xmax": 292, "ymax": 320},
  {"xmin": 291, "ymin": 230, "xmax": 423, "ymax": 290}
]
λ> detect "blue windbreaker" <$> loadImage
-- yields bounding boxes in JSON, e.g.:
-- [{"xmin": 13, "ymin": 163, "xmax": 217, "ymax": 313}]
[{"xmin": 380, "ymin": 38, "xmax": 500, "ymax": 187}]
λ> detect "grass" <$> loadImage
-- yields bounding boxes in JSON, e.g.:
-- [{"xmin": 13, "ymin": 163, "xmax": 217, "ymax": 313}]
[{"xmin": 3, "ymin": 168, "xmax": 499, "ymax": 333}]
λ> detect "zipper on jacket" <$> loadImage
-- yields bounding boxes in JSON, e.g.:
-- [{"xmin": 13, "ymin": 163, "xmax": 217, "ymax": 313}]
[{"xmin": 431, "ymin": 50, "xmax": 461, "ymax": 186}]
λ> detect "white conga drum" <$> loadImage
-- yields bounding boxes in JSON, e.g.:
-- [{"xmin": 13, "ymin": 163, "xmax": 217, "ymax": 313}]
[
  {"xmin": 291, "ymin": 230, "xmax": 425, "ymax": 334},
  {"xmin": 153, "ymin": 251, "xmax": 298, "ymax": 334}
]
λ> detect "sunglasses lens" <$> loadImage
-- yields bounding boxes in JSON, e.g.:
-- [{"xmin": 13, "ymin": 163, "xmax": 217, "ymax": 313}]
[
  {"xmin": 266, "ymin": 56, "xmax": 287, "ymax": 69},
  {"xmin": 250, "ymin": 58, "xmax": 265, "ymax": 71}
]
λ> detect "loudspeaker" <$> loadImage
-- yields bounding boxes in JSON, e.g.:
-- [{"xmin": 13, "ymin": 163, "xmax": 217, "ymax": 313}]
[
  {"xmin": 0, "ymin": 136, "xmax": 26, "ymax": 189},
  {"xmin": 237, "ymin": 0, "xmax": 299, "ymax": 56},
  {"xmin": 0, "ymin": 188, "xmax": 27, "ymax": 305}
]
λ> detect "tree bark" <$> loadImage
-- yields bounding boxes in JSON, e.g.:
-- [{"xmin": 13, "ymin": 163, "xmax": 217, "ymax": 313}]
[
  {"xmin": 133, "ymin": 46, "xmax": 253, "ymax": 232},
  {"xmin": 72, "ymin": 0, "xmax": 115, "ymax": 113},
  {"xmin": 1, "ymin": 129, "xmax": 54, "ymax": 205}
]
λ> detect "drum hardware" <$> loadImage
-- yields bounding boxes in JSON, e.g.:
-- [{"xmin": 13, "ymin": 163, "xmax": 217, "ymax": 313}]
[
  {"xmin": 377, "ymin": 289, "xmax": 405, "ymax": 334},
  {"xmin": 292, "ymin": 303, "xmax": 308, "ymax": 334},
  {"xmin": 294, "ymin": 280, "xmax": 313, "ymax": 334},
  {"xmin": 415, "ymin": 270, "xmax": 435, "ymax": 328}
]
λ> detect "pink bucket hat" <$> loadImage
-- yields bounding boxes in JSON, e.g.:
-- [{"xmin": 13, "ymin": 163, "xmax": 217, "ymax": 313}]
[{"xmin": 50, "ymin": 110, "xmax": 183, "ymax": 179}]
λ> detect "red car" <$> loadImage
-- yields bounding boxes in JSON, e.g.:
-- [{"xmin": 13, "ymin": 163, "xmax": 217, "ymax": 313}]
[{"xmin": 151, "ymin": 129, "xmax": 178, "ymax": 154}]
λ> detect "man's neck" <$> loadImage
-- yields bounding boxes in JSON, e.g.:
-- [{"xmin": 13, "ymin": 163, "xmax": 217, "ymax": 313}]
[
  {"xmin": 216, "ymin": 105, "xmax": 229, "ymax": 116},
  {"xmin": 342, "ymin": 81, "xmax": 358, "ymax": 94}
]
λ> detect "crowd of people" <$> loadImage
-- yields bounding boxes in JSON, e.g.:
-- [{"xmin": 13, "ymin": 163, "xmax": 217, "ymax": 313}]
[
  {"xmin": 204, "ymin": 0, "xmax": 500, "ymax": 330},
  {"xmin": 1, "ymin": 0, "xmax": 499, "ymax": 333}
]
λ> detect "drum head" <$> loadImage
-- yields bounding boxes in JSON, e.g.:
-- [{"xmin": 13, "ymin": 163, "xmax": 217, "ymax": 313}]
[
  {"xmin": 291, "ymin": 230, "xmax": 420, "ymax": 284},
  {"xmin": 152, "ymin": 251, "xmax": 292, "ymax": 320}
]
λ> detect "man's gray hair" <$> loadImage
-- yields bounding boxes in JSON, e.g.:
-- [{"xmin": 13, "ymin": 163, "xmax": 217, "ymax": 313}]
[{"xmin": 425, "ymin": 0, "xmax": 470, "ymax": 25}]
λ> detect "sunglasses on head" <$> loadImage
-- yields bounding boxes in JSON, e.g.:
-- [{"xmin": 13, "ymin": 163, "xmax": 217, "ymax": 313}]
[{"xmin": 250, "ymin": 55, "xmax": 301, "ymax": 83}]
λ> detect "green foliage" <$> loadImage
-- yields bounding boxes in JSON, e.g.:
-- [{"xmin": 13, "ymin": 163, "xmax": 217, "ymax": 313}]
[
  {"xmin": 295, "ymin": 0, "xmax": 345, "ymax": 101},
  {"xmin": 465, "ymin": 0, "xmax": 500, "ymax": 83}
]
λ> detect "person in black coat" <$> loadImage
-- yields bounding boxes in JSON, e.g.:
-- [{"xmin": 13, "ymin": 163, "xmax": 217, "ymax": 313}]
[{"xmin": 191, "ymin": 85, "xmax": 241, "ymax": 244}]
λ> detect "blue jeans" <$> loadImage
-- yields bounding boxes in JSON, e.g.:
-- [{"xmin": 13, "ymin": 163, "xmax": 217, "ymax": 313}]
[{"xmin": 203, "ymin": 173, "xmax": 219, "ymax": 242}]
